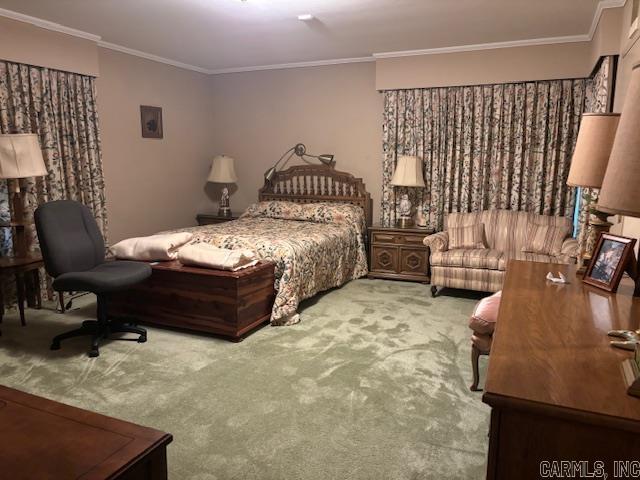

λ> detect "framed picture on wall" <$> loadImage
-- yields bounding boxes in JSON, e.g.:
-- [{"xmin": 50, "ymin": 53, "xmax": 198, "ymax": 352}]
[
  {"xmin": 583, "ymin": 233, "xmax": 636, "ymax": 293},
  {"xmin": 140, "ymin": 105, "xmax": 163, "ymax": 139}
]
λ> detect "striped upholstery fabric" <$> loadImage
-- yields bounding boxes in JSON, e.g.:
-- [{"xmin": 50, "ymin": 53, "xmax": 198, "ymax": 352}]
[
  {"xmin": 522, "ymin": 224, "xmax": 571, "ymax": 255},
  {"xmin": 426, "ymin": 210, "xmax": 578, "ymax": 293},
  {"xmin": 448, "ymin": 224, "xmax": 487, "ymax": 250}
]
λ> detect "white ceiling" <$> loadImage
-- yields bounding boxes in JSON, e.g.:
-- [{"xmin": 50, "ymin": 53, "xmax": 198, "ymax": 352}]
[{"xmin": 0, "ymin": 0, "xmax": 617, "ymax": 73}]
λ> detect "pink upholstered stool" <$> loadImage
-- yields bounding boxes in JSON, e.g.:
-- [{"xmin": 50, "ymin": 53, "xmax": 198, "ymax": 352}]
[{"xmin": 468, "ymin": 291, "xmax": 501, "ymax": 391}]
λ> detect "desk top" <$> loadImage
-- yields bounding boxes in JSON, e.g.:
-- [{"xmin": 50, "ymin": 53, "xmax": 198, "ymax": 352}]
[
  {"xmin": 0, "ymin": 385, "xmax": 172, "ymax": 480},
  {"xmin": 484, "ymin": 260, "xmax": 640, "ymax": 424}
]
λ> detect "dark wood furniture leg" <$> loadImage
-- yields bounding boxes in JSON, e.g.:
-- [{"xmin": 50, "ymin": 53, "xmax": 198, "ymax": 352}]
[
  {"xmin": 15, "ymin": 273, "xmax": 25, "ymax": 326},
  {"xmin": 34, "ymin": 269, "xmax": 41, "ymax": 309},
  {"xmin": 431, "ymin": 285, "xmax": 438, "ymax": 297},
  {"xmin": 470, "ymin": 344, "xmax": 489, "ymax": 392}
]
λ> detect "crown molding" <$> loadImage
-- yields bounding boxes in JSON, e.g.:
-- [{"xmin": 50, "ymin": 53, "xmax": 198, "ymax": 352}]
[
  {"xmin": 0, "ymin": 7, "xmax": 101, "ymax": 42},
  {"xmin": 97, "ymin": 41, "xmax": 211, "ymax": 74},
  {"xmin": 373, "ymin": 0, "xmax": 626, "ymax": 60},
  {"xmin": 372, "ymin": 34, "xmax": 589, "ymax": 59},
  {"xmin": 0, "ymin": 0, "xmax": 628, "ymax": 75},
  {"xmin": 207, "ymin": 56, "xmax": 374, "ymax": 75}
]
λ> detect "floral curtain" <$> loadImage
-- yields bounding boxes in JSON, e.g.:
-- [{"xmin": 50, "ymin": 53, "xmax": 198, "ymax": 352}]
[
  {"xmin": 578, "ymin": 56, "xmax": 615, "ymax": 253},
  {"xmin": 0, "ymin": 60, "xmax": 108, "ymax": 258},
  {"xmin": 381, "ymin": 60, "xmax": 614, "ymax": 231}
]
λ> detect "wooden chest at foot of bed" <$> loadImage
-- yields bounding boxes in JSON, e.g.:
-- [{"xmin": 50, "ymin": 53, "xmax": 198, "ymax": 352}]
[{"xmin": 109, "ymin": 260, "xmax": 276, "ymax": 341}]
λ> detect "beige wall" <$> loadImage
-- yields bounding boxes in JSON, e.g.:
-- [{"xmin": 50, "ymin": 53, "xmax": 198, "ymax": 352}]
[
  {"xmin": 0, "ymin": 7, "xmax": 632, "ymax": 242},
  {"xmin": 612, "ymin": 0, "xmax": 640, "ymax": 247},
  {"xmin": 0, "ymin": 16, "xmax": 98, "ymax": 76},
  {"xmin": 96, "ymin": 48, "xmax": 214, "ymax": 242},
  {"xmin": 376, "ymin": 7, "xmax": 623, "ymax": 90},
  {"xmin": 208, "ymin": 63, "xmax": 383, "ymax": 221}
]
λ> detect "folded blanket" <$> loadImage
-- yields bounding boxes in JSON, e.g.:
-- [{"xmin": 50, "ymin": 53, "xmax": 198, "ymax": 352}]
[
  {"xmin": 178, "ymin": 243, "xmax": 258, "ymax": 271},
  {"xmin": 109, "ymin": 232, "xmax": 193, "ymax": 261}
]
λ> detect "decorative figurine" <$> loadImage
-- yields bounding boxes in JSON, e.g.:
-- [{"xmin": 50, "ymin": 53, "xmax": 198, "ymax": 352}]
[{"xmin": 219, "ymin": 187, "xmax": 231, "ymax": 216}]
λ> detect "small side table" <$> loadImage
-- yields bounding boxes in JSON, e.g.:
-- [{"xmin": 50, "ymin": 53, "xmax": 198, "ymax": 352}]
[
  {"xmin": 196, "ymin": 212, "xmax": 239, "ymax": 226},
  {"xmin": 0, "ymin": 254, "xmax": 43, "ymax": 327}
]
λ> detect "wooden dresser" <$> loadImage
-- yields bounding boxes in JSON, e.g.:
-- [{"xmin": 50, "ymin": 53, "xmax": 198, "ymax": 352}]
[
  {"xmin": 484, "ymin": 260, "xmax": 640, "ymax": 480},
  {"xmin": 368, "ymin": 225, "xmax": 433, "ymax": 282}
]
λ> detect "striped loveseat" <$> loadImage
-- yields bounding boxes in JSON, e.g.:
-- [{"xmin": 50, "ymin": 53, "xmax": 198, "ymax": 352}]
[{"xmin": 424, "ymin": 210, "xmax": 579, "ymax": 295}]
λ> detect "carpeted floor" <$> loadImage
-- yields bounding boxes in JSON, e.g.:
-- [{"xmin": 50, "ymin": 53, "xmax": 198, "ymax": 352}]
[{"xmin": 0, "ymin": 279, "xmax": 489, "ymax": 480}]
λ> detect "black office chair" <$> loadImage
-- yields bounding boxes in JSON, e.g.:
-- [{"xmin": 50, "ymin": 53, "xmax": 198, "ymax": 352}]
[{"xmin": 35, "ymin": 200, "xmax": 152, "ymax": 357}]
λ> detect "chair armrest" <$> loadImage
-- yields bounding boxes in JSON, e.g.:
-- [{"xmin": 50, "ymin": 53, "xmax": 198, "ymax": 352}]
[{"xmin": 423, "ymin": 231, "xmax": 448, "ymax": 252}]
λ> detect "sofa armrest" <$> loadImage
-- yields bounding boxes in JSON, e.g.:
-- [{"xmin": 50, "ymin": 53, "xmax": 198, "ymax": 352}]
[
  {"xmin": 423, "ymin": 231, "xmax": 448, "ymax": 252},
  {"xmin": 560, "ymin": 237, "xmax": 579, "ymax": 258},
  {"xmin": 552, "ymin": 237, "xmax": 579, "ymax": 264}
]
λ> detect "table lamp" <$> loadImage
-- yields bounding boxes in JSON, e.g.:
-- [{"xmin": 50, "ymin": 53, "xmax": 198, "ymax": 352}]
[
  {"xmin": 390, "ymin": 155, "xmax": 425, "ymax": 228},
  {"xmin": 567, "ymin": 113, "xmax": 620, "ymax": 265},
  {"xmin": 0, "ymin": 133, "xmax": 47, "ymax": 257},
  {"xmin": 208, "ymin": 155, "xmax": 237, "ymax": 217},
  {"xmin": 598, "ymin": 63, "xmax": 640, "ymax": 296}
]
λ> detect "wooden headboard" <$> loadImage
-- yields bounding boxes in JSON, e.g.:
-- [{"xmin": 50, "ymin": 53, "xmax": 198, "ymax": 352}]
[{"xmin": 258, "ymin": 164, "xmax": 372, "ymax": 228}]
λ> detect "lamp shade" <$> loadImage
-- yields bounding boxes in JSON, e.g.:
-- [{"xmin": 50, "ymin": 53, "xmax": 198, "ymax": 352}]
[
  {"xmin": 0, "ymin": 133, "xmax": 47, "ymax": 179},
  {"xmin": 567, "ymin": 113, "xmax": 620, "ymax": 188},
  {"xmin": 390, "ymin": 155, "xmax": 425, "ymax": 187},
  {"xmin": 599, "ymin": 64, "xmax": 640, "ymax": 218},
  {"xmin": 207, "ymin": 155, "xmax": 237, "ymax": 184}
]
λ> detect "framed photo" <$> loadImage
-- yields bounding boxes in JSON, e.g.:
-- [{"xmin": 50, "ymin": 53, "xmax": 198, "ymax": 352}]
[
  {"xmin": 140, "ymin": 105, "xmax": 163, "ymax": 139},
  {"xmin": 583, "ymin": 233, "xmax": 636, "ymax": 293}
]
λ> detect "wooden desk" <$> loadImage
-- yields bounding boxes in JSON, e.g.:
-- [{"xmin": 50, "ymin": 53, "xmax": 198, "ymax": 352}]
[
  {"xmin": 0, "ymin": 385, "xmax": 172, "ymax": 479},
  {"xmin": 483, "ymin": 260, "xmax": 640, "ymax": 479}
]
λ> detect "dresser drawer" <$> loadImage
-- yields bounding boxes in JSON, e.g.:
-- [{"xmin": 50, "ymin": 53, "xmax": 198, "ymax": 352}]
[
  {"xmin": 372, "ymin": 232, "xmax": 427, "ymax": 246},
  {"xmin": 371, "ymin": 246, "xmax": 399, "ymax": 273},
  {"xmin": 399, "ymin": 248, "xmax": 428, "ymax": 275}
]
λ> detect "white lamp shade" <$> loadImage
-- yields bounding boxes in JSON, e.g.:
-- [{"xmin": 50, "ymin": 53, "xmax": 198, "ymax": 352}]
[
  {"xmin": 207, "ymin": 155, "xmax": 237, "ymax": 184},
  {"xmin": 567, "ymin": 113, "xmax": 620, "ymax": 188},
  {"xmin": 0, "ymin": 134, "xmax": 47, "ymax": 179},
  {"xmin": 599, "ymin": 64, "xmax": 640, "ymax": 218},
  {"xmin": 390, "ymin": 155, "xmax": 425, "ymax": 187}
]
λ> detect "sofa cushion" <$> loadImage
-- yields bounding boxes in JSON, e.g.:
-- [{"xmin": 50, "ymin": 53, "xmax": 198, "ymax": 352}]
[
  {"xmin": 431, "ymin": 248, "xmax": 506, "ymax": 270},
  {"xmin": 432, "ymin": 249, "xmax": 565, "ymax": 272},
  {"xmin": 522, "ymin": 223, "xmax": 571, "ymax": 255},
  {"xmin": 448, "ymin": 223, "xmax": 487, "ymax": 250},
  {"xmin": 469, "ymin": 291, "xmax": 501, "ymax": 336}
]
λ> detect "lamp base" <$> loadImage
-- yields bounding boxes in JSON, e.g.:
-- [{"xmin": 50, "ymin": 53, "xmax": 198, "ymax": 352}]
[
  {"xmin": 217, "ymin": 206, "xmax": 231, "ymax": 217},
  {"xmin": 396, "ymin": 217, "xmax": 414, "ymax": 228}
]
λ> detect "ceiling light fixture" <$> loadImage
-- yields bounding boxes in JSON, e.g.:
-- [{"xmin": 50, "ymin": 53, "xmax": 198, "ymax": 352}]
[{"xmin": 297, "ymin": 14, "xmax": 314, "ymax": 21}]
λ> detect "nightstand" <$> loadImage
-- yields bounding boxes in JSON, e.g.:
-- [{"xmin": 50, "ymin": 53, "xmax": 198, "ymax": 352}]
[
  {"xmin": 368, "ymin": 225, "xmax": 434, "ymax": 282},
  {"xmin": 196, "ymin": 213, "xmax": 239, "ymax": 226}
]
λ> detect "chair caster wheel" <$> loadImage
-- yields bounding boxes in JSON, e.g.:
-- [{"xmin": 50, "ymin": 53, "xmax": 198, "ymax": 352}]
[
  {"xmin": 88, "ymin": 349, "xmax": 99, "ymax": 358},
  {"xmin": 138, "ymin": 335, "xmax": 147, "ymax": 343},
  {"xmin": 50, "ymin": 343, "xmax": 60, "ymax": 351},
  {"xmin": 431, "ymin": 286, "xmax": 438, "ymax": 298}
]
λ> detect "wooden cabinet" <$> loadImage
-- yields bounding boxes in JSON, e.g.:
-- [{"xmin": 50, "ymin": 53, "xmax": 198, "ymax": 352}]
[
  {"xmin": 368, "ymin": 226, "xmax": 433, "ymax": 282},
  {"xmin": 196, "ymin": 213, "xmax": 239, "ymax": 225}
]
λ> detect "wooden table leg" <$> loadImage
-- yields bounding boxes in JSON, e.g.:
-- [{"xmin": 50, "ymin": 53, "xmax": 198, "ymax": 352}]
[
  {"xmin": 0, "ymin": 278, "xmax": 4, "ymax": 324},
  {"xmin": 15, "ymin": 273, "xmax": 26, "ymax": 326},
  {"xmin": 25, "ymin": 269, "xmax": 36, "ymax": 308},
  {"xmin": 34, "ymin": 269, "xmax": 41, "ymax": 310}
]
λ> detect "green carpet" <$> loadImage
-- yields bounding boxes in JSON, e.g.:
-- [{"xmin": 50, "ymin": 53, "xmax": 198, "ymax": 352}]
[{"xmin": 0, "ymin": 279, "xmax": 489, "ymax": 479}]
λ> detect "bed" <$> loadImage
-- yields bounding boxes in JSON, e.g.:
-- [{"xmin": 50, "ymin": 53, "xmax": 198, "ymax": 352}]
[{"xmin": 110, "ymin": 164, "xmax": 372, "ymax": 339}]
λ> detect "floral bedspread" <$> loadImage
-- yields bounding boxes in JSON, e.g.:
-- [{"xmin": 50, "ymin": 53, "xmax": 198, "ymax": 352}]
[{"xmin": 171, "ymin": 202, "xmax": 368, "ymax": 325}]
